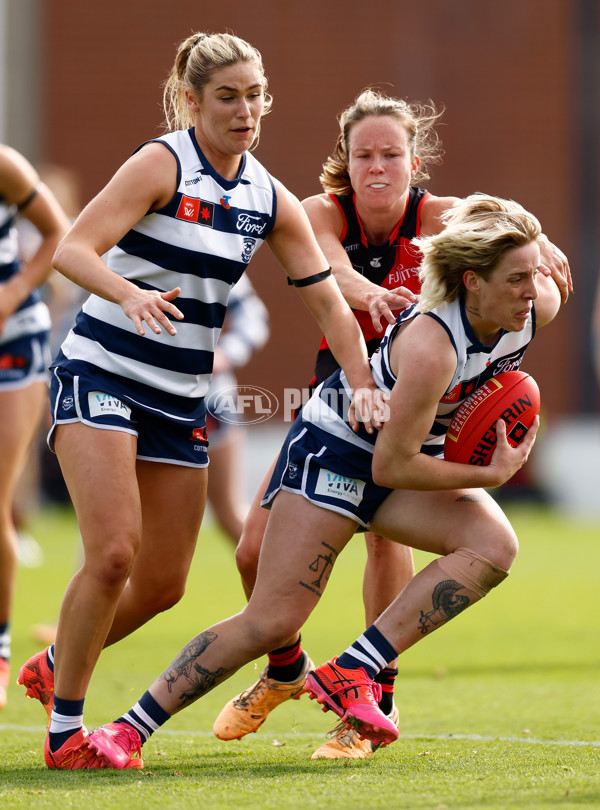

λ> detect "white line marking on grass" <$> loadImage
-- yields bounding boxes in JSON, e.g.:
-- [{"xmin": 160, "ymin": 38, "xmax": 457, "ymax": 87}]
[
  {"xmin": 398, "ymin": 732, "xmax": 600, "ymax": 748},
  {"xmin": 1, "ymin": 724, "xmax": 47, "ymax": 732},
  {"xmin": 3, "ymin": 724, "xmax": 600, "ymax": 748}
]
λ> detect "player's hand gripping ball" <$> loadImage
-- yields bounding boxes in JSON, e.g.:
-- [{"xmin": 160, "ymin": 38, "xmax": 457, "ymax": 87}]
[{"xmin": 444, "ymin": 371, "xmax": 540, "ymax": 466}]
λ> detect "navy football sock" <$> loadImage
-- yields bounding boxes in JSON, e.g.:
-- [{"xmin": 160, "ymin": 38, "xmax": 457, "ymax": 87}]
[
  {"xmin": 115, "ymin": 691, "xmax": 171, "ymax": 744},
  {"xmin": 336, "ymin": 625, "xmax": 397, "ymax": 679}
]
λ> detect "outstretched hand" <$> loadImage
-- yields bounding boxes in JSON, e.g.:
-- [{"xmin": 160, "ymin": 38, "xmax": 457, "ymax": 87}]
[
  {"xmin": 348, "ymin": 387, "xmax": 390, "ymax": 434},
  {"xmin": 539, "ymin": 237, "xmax": 572, "ymax": 304},
  {"xmin": 368, "ymin": 286, "xmax": 418, "ymax": 333},
  {"xmin": 121, "ymin": 286, "xmax": 184, "ymax": 336}
]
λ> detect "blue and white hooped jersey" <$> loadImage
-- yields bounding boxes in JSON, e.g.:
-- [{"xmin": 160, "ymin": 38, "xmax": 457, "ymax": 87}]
[
  {"xmin": 0, "ymin": 194, "xmax": 51, "ymax": 347},
  {"xmin": 299, "ymin": 296, "xmax": 536, "ymax": 475},
  {"xmin": 55, "ymin": 128, "xmax": 277, "ymax": 420}
]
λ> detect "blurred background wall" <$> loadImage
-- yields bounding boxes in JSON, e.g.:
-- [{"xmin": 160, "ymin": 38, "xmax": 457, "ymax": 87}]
[{"xmin": 1, "ymin": 0, "xmax": 599, "ymax": 510}]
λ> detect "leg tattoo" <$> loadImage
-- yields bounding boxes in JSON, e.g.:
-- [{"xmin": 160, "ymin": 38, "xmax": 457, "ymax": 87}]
[
  {"xmin": 419, "ymin": 579, "xmax": 470, "ymax": 635},
  {"xmin": 161, "ymin": 631, "xmax": 232, "ymax": 709},
  {"xmin": 299, "ymin": 541, "xmax": 338, "ymax": 596}
]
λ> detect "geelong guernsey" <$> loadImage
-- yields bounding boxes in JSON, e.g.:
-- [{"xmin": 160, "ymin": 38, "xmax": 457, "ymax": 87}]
[
  {"xmin": 319, "ymin": 186, "xmax": 429, "ymax": 351},
  {"xmin": 0, "ymin": 194, "xmax": 51, "ymax": 346},
  {"xmin": 54, "ymin": 128, "xmax": 276, "ymax": 420},
  {"xmin": 300, "ymin": 296, "xmax": 537, "ymax": 477}
]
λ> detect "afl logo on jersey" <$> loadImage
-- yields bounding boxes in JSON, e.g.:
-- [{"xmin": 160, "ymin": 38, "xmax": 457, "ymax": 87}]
[{"xmin": 176, "ymin": 195, "xmax": 214, "ymax": 227}]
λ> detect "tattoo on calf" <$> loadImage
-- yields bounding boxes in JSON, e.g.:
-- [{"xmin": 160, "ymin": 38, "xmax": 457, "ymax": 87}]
[
  {"xmin": 161, "ymin": 631, "xmax": 231, "ymax": 709},
  {"xmin": 419, "ymin": 579, "xmax": 470, "ymax": 635},
  {"xmin": 299, "ymin": 541, "xmax": 338, "ymax": 596}
]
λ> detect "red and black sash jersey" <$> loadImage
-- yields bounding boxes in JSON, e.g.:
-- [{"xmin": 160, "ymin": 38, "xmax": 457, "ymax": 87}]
[{"xmin": 318, "ymin": 186, "xmax": 430, "ymax": 357}]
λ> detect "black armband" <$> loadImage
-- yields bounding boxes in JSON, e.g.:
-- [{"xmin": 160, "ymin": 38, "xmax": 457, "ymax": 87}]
[
  {"xmin": 288, "ymin": 267, "xmax": 332, "ymax": 288},
  {"xmin": 17, "ymin": 184, "xmax": 40, "ymax": 211}
]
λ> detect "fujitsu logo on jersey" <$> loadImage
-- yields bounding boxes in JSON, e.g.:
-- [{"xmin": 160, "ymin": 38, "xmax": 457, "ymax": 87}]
[
  {"xmin": 236, "ymin": 213, "xmax": 267, "ymax": 235},
  {"xmin": 389, "ymin": 266, "xmax": 419, "ymax": 285}
]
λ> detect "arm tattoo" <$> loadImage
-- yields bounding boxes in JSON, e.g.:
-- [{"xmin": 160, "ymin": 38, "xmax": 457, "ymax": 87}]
[
  {"xmin": 161, "ymin": 631, "xmax": 232, "ymax": 710},
  {"xmin": 299, "ymin": 541, "xmax": 338, "ymax": 596},
  {"xmin": 419, "ymin": 579, "xmax": 470, "ymax": 635}
]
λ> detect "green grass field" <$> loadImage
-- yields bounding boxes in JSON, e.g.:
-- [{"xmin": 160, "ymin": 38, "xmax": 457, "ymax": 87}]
[{"xmin": 1, "ymin": 503, "xmax": 599, "ymax": 809}]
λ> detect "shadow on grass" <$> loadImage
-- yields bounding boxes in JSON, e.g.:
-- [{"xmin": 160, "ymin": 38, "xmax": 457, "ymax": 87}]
[{"xmin": 0, "ymin": 752, "xmax": 366, "ymax": 792}]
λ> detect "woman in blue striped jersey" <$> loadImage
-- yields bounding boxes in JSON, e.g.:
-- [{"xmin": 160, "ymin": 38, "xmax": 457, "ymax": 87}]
[
  {"xmin": 0, "ymin": 145, "xmax": 70, "ymax": 711},
  {"xmin": 18, "ymin": 32, "xmax": 382, "ymax": 770}
]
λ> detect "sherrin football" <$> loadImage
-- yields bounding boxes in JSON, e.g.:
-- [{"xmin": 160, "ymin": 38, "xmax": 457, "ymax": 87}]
[{"xmin": 444, "ymin": 371, "xmax": 540, "ymax": 466}]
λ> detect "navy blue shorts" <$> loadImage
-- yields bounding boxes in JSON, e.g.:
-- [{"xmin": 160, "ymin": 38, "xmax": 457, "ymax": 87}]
[
  {"xmin": 0, "ymin": 333, "xmax": 50, "ymax": 390},
  {"xmin": 48, "ymin": 365, "xmax": 209, "ymax": 468},
  {"xmin": 261, "ymin": 418, "xmax": 392, "ymax": 528}
]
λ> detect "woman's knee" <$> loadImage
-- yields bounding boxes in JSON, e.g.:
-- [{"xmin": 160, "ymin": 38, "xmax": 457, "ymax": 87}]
[
  {"xmin": 84, "ymin": 530, "xmax": 141, "ymax": 591},
  {"xmin": 240, "ymin": 607, "xmax": 300, "ymax": 654},
  {"xmin": 476, "ymin": 520, "xmax": 519, "ymax": 571},
  {"xmin": 439, "ymin": 544, "xmax": 514, "ymax": 598},
  {"xmin": 440, "ymin": 515, "xmax": 519, "ymax": 598},
  {"xmin": 498, "ymin": 526, "xmax": 519, "ymax": 567},
  {"xmin": 234, "ymin": 519, "xmax": 265, "ymax": 589},
  {"xmin": 143, "ymin": 584, "xmax": 185, "ymax": 615},
  {"xmin": 365, "ymin": 532, "xmax": 415, "ymax": 566},
  {"xmin": 445, "ymin": 498, "xmax": 519, "ymax": 572},
  {"xmin": 235, "ymin": 545, "xmax": 259, "ymax": 590}
]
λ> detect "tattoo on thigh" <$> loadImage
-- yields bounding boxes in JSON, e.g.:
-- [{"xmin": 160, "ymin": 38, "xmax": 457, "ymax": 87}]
[
  {"xmin": 161, "ymin": 631, "xmax": 231, "ymax": 709},
  {"xmin": 299, "ymin": 541, "xmax": 338, "ymax": 596},
  {"xmin": 419, "ymin": 579, "xmax": 470, "ymax": 635}
]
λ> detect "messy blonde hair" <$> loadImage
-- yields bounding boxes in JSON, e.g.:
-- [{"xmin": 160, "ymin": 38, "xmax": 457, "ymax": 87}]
[
  {"xmin": 415, "ymin": 194, "xmax": 542, "ymax": 312},
  {"xmin": 320, "ymin": 89, "xmax": 444, "ymax": 195},
  {"xmin": 162, "ymin": 32, "xmax": 272, "ymax": 146}
]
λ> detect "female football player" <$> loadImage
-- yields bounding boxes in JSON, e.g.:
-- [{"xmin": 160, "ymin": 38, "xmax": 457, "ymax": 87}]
[
  {"xmin": 87, "ymin": 193, "xmax": 564, "ymax": 768},
  {"xmin": 18, "ymin": 31, "xmax": 380, "ymax": 770}
]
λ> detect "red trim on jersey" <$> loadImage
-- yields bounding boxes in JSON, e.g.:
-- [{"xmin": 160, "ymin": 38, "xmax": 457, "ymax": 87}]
[
  {"xmin": 319, "ymin": 189, "xmax": 430, "ymax": 349},
  {"xmin": 328, "ymin": 193, "xmax": 348, "ymax": 242},
  {"xmin": 352, "ymin": 192, "xmax": 407, "ymax": 248},
  {"xmin": 414, "ymin": 190, "xmax": 431, "ymax": 236}
]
